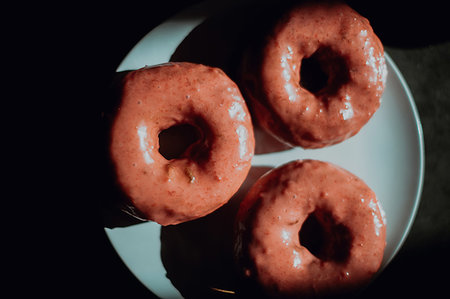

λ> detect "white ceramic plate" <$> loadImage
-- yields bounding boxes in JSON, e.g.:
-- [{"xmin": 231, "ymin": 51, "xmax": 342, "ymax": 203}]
[{"xmin": 105, "ymin": 1, "xmax": 425, "ymax": 297}]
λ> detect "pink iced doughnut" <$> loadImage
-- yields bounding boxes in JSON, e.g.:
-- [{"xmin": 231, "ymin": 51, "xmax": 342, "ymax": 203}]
[
  {"xmin": 110, "ymin": 62, "xmax": 254, "ymax": 225},
  {"xmin": 235, "ymin": 160, "xmax": 386, "ymax": 297},
  {"xmin": 240, "ymin": 1, "xmax": 387, "ymax": 148}
]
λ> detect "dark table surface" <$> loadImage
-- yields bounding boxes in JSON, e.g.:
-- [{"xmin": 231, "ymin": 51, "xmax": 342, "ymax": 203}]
[{"xmin": 51, "ymin": 0, "xmax": 449, "ymax": 298}]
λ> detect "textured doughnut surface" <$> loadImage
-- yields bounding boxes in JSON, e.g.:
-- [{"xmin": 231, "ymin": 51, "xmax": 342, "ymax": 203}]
[
  {"xmin": 110, "ymin": 62, "xmax": 254, "ymax": 225},
  {"xmin": 240, "ymin": 1, "xmax": 387, "ymax": 148},
  {"xmin": 235, "ymin": 160, "xmax": 386, "ymax": 297}
]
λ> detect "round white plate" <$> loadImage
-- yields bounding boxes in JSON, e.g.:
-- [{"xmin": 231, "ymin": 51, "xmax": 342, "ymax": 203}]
[{"xmin": 105, "ymin": 1, "xmax": 424, "ymax": 298}]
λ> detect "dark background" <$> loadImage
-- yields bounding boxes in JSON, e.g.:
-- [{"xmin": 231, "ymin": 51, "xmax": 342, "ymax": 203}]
[{"xmin": 39, "ymin": 0, "xmax": 449, "ymax": 298}]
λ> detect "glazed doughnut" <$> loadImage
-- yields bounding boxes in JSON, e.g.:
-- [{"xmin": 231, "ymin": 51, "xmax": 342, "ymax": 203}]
[
  {"xmin": 110, "ymin": 62, "xmax": 255, "ymax": 226},
  {"xmin": 240, "ymin": 1, "xmax": 387, "ymax": 148},
  {"xmin": 234, "ymin": 160, "xmax": 386, "ymax": 297}
]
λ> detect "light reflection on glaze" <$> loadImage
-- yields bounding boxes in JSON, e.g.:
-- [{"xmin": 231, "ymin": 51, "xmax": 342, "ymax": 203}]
[
  {"xmin": 137, "ymin": 123, "xmax": 154, "ymax": 164},
  {"xmin": 359, "ymin": 29, "xmax": 368, "ymax": 38},
  {"xmin": 229, "ymin": 94, "xmax": 253, "ymax": 162},
  {"xmin": 280, "ymin": 45, "xmax": 298, "ymax": 102},
  {"xmin": 365, "ymin": 43, "xmax": 377, "ymax": 84},
  {"xmin": 340, "ymin": 95, "xmax": 354, "ymax": 120},
  {"xmin": 229, "ymin": 101, "xmax": 246, "ymax": 121},
  {"xmin": 362, "ymin": 31, "xmax": 388, "ymax": 92},
  {"xmin": 369, "ymin": 198, "xmax": 383, "ymax": 236},
  {"xmin": 281, "ymin": 229, "xmax": 290, "ymax": 246},
  {"xmin": 377, "ymin": 55, "xmax": 388, "ymax": 96},
  {"xmin": 292, "ymin": 249, "xmax": 301, "ymax": 269},
  {"xmin": 236, "ymin": 125, "xmax": 250, "ymax": 160},
  {"xmin": 378, "ymin": 200, "xmax": 387, "ymax": 225}
]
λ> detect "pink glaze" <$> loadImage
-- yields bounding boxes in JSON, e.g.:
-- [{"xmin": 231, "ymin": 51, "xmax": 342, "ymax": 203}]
[
  {"xmin": 235, "ymin": 160, "xmax": 386, "ymax": 297},
  {"xmin": 240, "ymin": 1, "xmax": 387, "ymax": 148},
  {"xmin": 110, "ymin": 62, "xmax": 254, "ymax": 225}
]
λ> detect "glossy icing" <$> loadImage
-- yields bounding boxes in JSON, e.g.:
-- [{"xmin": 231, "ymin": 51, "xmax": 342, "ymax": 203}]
[
  {"xmin": 240, "ymin": 1, "xmax": 387, "ymax": 148},
  {"xmin": 235, "ymin": 160, "xmax": 386, "ymax": 297},
  {"xmin": 110, "ymin": 62, "xmax": 254, "ymax": 225}
]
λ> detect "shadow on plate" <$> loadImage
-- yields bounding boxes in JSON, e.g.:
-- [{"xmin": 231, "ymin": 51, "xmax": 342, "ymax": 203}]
[
  {"xmin": 160, "ymin": 166, "xmax": 272, "ymax": 298},
  {"xmin": 170, "ymin": 0, "xmax": 292, "ymax": 155}
]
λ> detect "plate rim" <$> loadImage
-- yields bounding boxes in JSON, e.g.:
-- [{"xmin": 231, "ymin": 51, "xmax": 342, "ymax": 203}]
[{"xmin": 378, "ymin": 52, "xmax": 425, "ymax": 268}]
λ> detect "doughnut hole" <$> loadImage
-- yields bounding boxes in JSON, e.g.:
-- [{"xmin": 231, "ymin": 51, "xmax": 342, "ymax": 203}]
[
  {"xmin": 158, "ymin": 123, "xmax": 204, "ymax": 160},
  {"xmin": 300, "ymin": 47, "xmax": 350, "ymax": 98},
  {"xmin": 299, "ymin": 209, "xmax": 353, "ymax": 263},
  {"xmin": 300, "ymin": 53, "xmax": 328, "ymax": 93}
]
